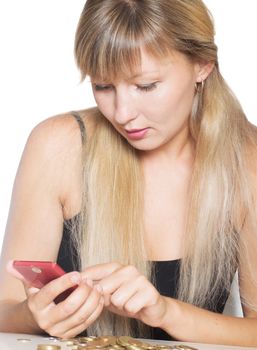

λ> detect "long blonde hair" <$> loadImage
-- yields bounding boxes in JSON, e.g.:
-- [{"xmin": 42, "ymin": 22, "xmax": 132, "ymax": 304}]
[{"xmin": 72, "ymin": 0, "xmax": 257, "ymax": 336}]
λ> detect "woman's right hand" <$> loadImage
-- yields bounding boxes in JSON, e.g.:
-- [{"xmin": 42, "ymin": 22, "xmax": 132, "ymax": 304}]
[{"xmin": 22, "ymin": 271, "xmax": 104, "ymax": 338}]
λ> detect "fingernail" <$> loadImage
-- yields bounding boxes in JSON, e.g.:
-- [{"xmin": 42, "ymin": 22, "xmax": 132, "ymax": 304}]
[
  {"xmin": 94, "ymin": 284, "xmax": 103, "ymax": 293},
  {"xmin": 70, "ymin": 273, "xmax": 81, "ymax": 284},
  {"xmin": 84, "ymin": 278, "xmax": 93, "ymax": 287}
]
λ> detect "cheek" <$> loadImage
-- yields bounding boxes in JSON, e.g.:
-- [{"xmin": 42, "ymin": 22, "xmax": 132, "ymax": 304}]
[
  {"xmin": 93, "ymin": 93, "xmax": 114, "ymax": 121},
  {"xmin": 153, "ymin": 79, "xmax": 195, "ymax": 124}
]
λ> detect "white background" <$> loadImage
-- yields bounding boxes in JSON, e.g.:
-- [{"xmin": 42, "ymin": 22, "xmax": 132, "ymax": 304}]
[{"xmin": 1, "ymin": 1, "xmax": 257, "ymax": 251}]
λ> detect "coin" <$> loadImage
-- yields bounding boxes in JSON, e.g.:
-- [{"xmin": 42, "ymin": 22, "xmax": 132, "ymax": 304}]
[
  {"xmin": 134, "ymin": 341, "xmax": 154, "ymax": 349},
  {"xmin": 78, "ymin": 337, "xmax": 97, "ymax": 343},
  {"xmin": 101, "ymin": 336, "xmax": 117, "ymax": 345},
  {"xmin": 117, "ymin": 336, "xmax": 132, "ymax": 347},
  {"xmin": 62, "ymin": 335, "xmax": 198, "ymax": 350},
  {"xmin": 17, "ymin": 338, "xmax": 31, "ymax": 342},
  {"xmin": 85, "ymin": 336, "xmax": 117, "ymax": 348},
  {"xmin": 109, "ymin": 345, "xmax": 125, "ymax": 350},
  {"xmin": 117, "ymin": 336, "xmax": 154, "ymax": 350},
  {"xmin": 63, "ymin": 340, "xmax": 78, "ymax": 346},
  {"xmin": 37, "ymin": 345, "xmax": 61, "ymax": 350},
  {"xmin": 174, "ymin": 346, "xmax": 198, "ymax": 350}
]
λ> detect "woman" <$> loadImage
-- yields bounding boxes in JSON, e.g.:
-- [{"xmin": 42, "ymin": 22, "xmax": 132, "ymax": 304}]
[{"xmin": 0, "ymin": 0, "xmax": 257, "ymax": 346}]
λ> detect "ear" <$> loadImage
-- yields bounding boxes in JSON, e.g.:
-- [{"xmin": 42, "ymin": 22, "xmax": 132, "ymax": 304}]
[{"xmin": 195, "ymin": 61, "xmax": 215, "ymax": 83}]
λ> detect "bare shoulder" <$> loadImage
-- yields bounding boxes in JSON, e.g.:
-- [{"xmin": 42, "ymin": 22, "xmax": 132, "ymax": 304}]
[
  {"xmin": 28, "ymin": 109, "xmax": 94, "ymax": 149},
  {"xmin": 25, "ymin": 108, "xmax": 98, "ymax": 163},
  {"xmin": 21, "ymin": 108, "xmax": 98, "ymax": 218}
]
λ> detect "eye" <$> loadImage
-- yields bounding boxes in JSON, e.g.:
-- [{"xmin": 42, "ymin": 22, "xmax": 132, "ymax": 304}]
[
  {"xmin": 136, "ymin": 82, "xmax": 158, "ymax": 92},
  {"xmin": 93, "ymin": 84, "xmax": 113, "ymax": 91}
]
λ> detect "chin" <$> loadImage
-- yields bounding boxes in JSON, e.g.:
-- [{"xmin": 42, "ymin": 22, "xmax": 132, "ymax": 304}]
[{"xmin": 126, "ymin": 138, "xmax": 161, "ymax": 152}]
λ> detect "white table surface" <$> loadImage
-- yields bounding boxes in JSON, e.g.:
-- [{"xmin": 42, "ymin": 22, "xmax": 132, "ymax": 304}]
[{"xmin": 0, "ymin": 333, "xmax": 256, "ymax": 350}]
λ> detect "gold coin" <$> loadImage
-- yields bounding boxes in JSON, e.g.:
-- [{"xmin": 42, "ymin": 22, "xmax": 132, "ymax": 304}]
[
  {"xmin": 174, "ymin": 346, "xmax": 198, "ymax": 350},
  {"xmin": 83, "ymin": 337, "xmax": 116, "ymax": 348},
  {"xmin": 119, "ymin": 337, "xmax": 152, "ymax": 349},
  {"xmin": 17, "ymin": 338, "xmax": 31, "ymax": 342},
  {"xmin": 65, "ymin": 340, "xmax": 79, "ymax": 346},
  {"xmin": 86, "ymin": 343, "xmax": 111, "ymax": 349},
  {"xmin": 127, "ymin": 345, "xmax": 144, "ymax": 350},
  {"xmin": 37, "ymin": 345, "xmax": 61, "ymax": 350},
  {"xmin": 117, "ymin": 336, "xmax": 133, "ymax": 347},
  {"xmin": 108, "ymin": 345, "xmax": 125, "ymax": 350},
  {"xmin": 132, "ymin": 340, "xmax": 153, "ymax": 348},
  {"xmin": 79, "ymin": 337, "xmax": 97, "ymax": 343},
  {"xmin": 60, "ymin": 338, "xmax": 76, "ymax": 342},
  {"xmin": 81, "ymin": 346, "xmax": 104, "ymax": 349},
  {"xmin": 100, "ymin": 336, "xmax": 117, "ymax": 345}
]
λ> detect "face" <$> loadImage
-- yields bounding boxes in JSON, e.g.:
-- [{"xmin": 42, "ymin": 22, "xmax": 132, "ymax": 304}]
[{"xmin": 91, "ymin": 48, "xmax": 202, "ymax": 153}]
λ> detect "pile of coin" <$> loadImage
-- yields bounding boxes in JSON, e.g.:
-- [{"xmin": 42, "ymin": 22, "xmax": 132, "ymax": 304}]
[{"xmin": 49, "ymin": 335, "xmax": 198, "ymax": 350}]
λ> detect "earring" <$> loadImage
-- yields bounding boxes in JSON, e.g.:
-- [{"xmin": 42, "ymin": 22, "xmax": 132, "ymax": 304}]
[{"xmin": 195, "ymin": 79, "xmax": 205, "ymax": 93}]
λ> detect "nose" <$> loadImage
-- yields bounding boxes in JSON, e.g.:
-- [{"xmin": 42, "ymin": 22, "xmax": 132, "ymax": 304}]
[{"xmin": 113, "ymin": 88, "xmax": 137, "ymax": 125}]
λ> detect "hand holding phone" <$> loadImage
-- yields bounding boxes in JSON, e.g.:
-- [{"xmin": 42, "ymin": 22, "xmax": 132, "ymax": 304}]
[
  {"xmin": 9, "ymin": 260, "xmax": 77, "ymax": 303},
  {"xmin": 7, "ymin": 260, "xmax": 104, "ymax": 338}
]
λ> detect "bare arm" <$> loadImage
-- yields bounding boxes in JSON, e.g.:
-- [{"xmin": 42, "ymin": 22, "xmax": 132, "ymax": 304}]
[
  {"xmin": 160, "ymin": 297, "xmax": 257, "ymax": 347},
  {"xmin": 0, "ymin": 113, "xmax": 88, "ymax": 334},
  {"xmin": 161, "ymin": 178, "xmax": 257, "ymax": 346},
  {"xmin": 82, "ymin": 245, "xmax": 257, "ymax": 348}
]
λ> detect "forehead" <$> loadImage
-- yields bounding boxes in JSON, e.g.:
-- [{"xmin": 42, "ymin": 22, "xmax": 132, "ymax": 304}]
[
  {"xmin": 91, "ymin": 47, "xmax": 185, "ymax": 82},
  {"xmin": 135, "ymin": 48, "xmax": 169, "ymax": 75}
]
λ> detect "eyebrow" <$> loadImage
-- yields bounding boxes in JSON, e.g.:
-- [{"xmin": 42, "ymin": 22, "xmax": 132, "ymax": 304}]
[
  {"xmin": 128, "ymin": 71, "xmax": 160, "ymax": 79},
  {"xmin": 90, "ymin": 71, "xmax": 160, "ymax": 83}
]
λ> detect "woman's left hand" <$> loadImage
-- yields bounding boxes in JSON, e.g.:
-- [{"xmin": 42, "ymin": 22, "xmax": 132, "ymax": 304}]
[{"xmin": 82, "ymin": 262, "xmax": 168, "ymax": 328}]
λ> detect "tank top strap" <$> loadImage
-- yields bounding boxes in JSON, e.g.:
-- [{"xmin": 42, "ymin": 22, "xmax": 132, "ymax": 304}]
[{"xmin": 69, "ymin": 111, "xmax": 86, "ymax": 145}]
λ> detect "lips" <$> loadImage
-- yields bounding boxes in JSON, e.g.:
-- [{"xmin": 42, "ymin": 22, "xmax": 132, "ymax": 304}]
[
  {"xmin": 124, "ymin": 127, "xmax": 150, "ymax": 140},
  {"xmin": 125, "ymin": 128, "xmax": 148, "ymax": 133}
]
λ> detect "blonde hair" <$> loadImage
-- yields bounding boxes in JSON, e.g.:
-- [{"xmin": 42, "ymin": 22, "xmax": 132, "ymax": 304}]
[{"xmin": 73, "ymin": 0, "xmax": 257, "ymax": 336}]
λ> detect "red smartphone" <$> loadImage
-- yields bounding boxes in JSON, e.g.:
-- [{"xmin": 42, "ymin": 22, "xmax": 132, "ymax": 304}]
[{"xmin": 12, "ymin": 260, "xmax": 76, "ymax": 303}]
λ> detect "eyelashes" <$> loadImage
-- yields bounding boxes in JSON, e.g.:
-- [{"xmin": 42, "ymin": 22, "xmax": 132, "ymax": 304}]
[
  {"xmin": 138, "ymin": 83, "xmax": 157, "ymax": 92},
  {"xmin": 93, "ymin": 82, "xmax": 158, "ymax": 93}
]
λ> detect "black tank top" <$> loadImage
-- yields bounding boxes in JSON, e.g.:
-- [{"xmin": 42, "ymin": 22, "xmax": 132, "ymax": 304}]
[{"xmin": 56, "ymin": 112, "xmax": 230, "ymax": 340}]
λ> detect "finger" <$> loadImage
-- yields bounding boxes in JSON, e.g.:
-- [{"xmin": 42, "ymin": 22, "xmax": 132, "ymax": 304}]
[
  {"xmin": 96, "ymin": 265, "xmax": 140, "ymax": 295},
  {"xmin": 50, "ymin": 284, "xmax": 104, "ymax": 335},
  {"xmin": 109, "ymin": 276, "xmax": 145, "ymax": 310},
  {"xmin": 91, "ymin": 283, "xmax": 110, "ymax": 306},
  {"xmin": 58, "ymin": 297, "xmax": 104, "ymax": 339},
  {"xmin": 42, "ymin": 279, "xmax": 93, "ymax": 327},
  {"xmin": 123, "ymin": 286, "xmax": 159, "ymax": 315},
  {"xmin": 33, "ymin": 271, "xmax": 81, "ymax": 309},
  {"xmin": 82, "ymin": 262, "xmax": 123, "ymax": 281},
  {"xmin": 103, "ymin": 291, "xmax": 111, "ymax": 307}
]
